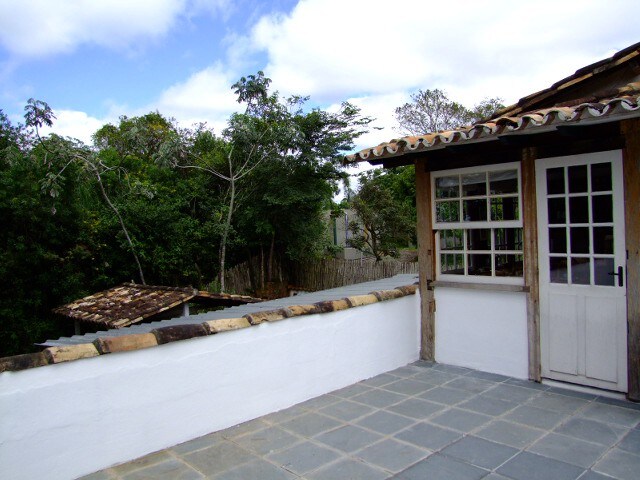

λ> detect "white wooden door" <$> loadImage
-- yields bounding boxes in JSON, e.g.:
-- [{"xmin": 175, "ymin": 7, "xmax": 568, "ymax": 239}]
[{"xmin": 536, "ymin": 150, "xmax": 627, "ymax": 392}]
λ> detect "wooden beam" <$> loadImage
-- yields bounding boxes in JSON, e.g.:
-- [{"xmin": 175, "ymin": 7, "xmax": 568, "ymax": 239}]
[
  {"xmin": 522, "ymin": 147, "xmax": 541, "ymax": 382},
  {"xmin": 621, "ymin": 118, "xmax": 640, "ymax": 402},
  {"xmin": 415, "ymin": 160, "xmax": 436, "ymax": 361}
]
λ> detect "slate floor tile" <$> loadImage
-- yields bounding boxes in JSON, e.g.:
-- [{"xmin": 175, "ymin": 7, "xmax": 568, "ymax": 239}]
[
  {"xmin": 388, "ymin": 365, "xmax": 424, "ymax": 378},
  {"xmin": 351, "ymin": 389, "xmax": 407, "ymax": 408},
  {"xmin": 504, "ymin": 378, "xmax": 550, "ymax": 390},
  {"xmin": 308, "ymin": 458, "xmax": 391, "ymax": 480},
  {"xmin": 618, "ymin": 428, "xmax": 640, "ymax": 453},
  {"xmin": 476, "ymin": 420, "xmax": 545, "ymax": 449},
  {"xmin": 592, "ymin": 448, "xmax": 640, "ymax": 480},
  {"xmin": 77, "ymin": 471, "xmax": 119, "ymax": 480},
  {"xmin": 440, "ymin": 435, "xmax": 518, "ymax": 470},
  {"xmin": 419, "ymin": 386, "xmax": 474, "ymax": 405},
  {"xmin": 394, "ymin": 422, "xmax": 462, "ymax": 450},
  {"xmin": 280, "ymin": 412, "xmax": 342, "ymax": 437},
  {"xmin": 382, "ymin": 378, "xmax": 435, "ymax": 395},
  {"xmin": 393, "ymin": 453, "xmax": 487, "ymax": 480},
  {"xmin": 356, "ymin": 410, "xmax": 416, "ymax": 435},
  {"xmin": 112, "ymin": 451, "xmax": 174, "ymax": 476},
  {"xmin": 483, "ymin": 384, "xmax": 540, "ymax": 403},
  {"xmin": 360, "ymin": 373, "xmax": 400, "ymax": 387},
  {"xmin": 171, "ymin": 432, "xmax": 222, "ymax": 455},
  {"xmin": 432, "ymin": 363, "xmax": 474, "ymax": 375},
  {"xmin": 234, "ymin": 426, "xmax": 300, "ymax": 455},
  {"xmin": 121, "ymin": 459, "xmax": 204, "ymax": 480},
  {"xmin": 182, "ymin": 442, "xmax": 256, "ymax": 476},
  {"xmin": 297, "ymin": 394, "xmax": 339, "ymax": 410},
  {"xmin": 430, "ymin": 408, "xmax": 492, "ymax": 433},
  {"xmin": 554, "ymin": 417, "xmax": 627, "ymax": 446},
  {"xmin": 411, "ymin": 369, "xmax": 458, "ymax": 385},
  {"xmin": 262, "ymin": 405, "xmax": 307, "ymax": 425},
  {"xmin": 212, "ymin": 458, "xmax": 296, "ymax": 480},
  {"xmin": 330, "ymin": 383, "xmax": 372, "ymax": 398},
  {"xmin": 459, "ymin": 395, "xmax": 519, "ymax": 417},
  {"xmin": 546, "ymin": 386, "xmax": 598, "ymax": 400},
  {"xmin": 594, "ymin": 396, "xmax": 640, "ymax": 411},
  {"xmin": 219, "ymin": 418, "xmax": 270, "ymax": 439},
  {"xmin": 527, "ymin": 433, "xmax": 608, "ymax": 468},
  {"xmin": 527, "ymin": 392, "xmax": 590, "ymax": 414},
  {"xmin": 315, "ymin": 424, "xmax": 383, "ymax": 453},
  {"xmin": 497, "ymin": 451, "xmax": 585, "ymax": 480},
  {"xmin": 446, "ymin": 376, "xmax": 496, "ymax": 393},
  {"xmin": 386, "ymin": 397, "xmax": 446, "ymax": 420},
  {"xmin": 503, "ymin": 404, "xmax": 567, "ymax": 430},
  {"xmin": 579, "ymin": 403, "xmax": 640, "ymax": 428},
  {"xmin": 575, "ymin": 471, "xmax": 615, "ymax": 480},
  {"xmin": 357, "ymin": 438, "xmax": 429, "ymax": 473},
  {"xmin": 465, "ymin": 370, "xmax": 510, "ymax": 383},
  {"xmin": 267, "ymin": 441, "xmax": 341, "ymax": 475},
  {"xmin": 319, "ymin": 399, "xmax": 374, "ymax": 422}
]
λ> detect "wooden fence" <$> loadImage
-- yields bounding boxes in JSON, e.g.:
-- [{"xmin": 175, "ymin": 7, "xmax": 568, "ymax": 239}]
[{"xmin": 224, "ymin": 256, "xmax": 419, "ymax": 297}]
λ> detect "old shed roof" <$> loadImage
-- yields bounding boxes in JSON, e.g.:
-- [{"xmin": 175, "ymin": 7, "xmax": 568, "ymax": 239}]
[
  {"xmin": 54, "ymin": 283, "xmax": 261, "ymax": 329},
  {"xmin": 346, "ymin": 42, "xmax": 640, "ymax": 165}
]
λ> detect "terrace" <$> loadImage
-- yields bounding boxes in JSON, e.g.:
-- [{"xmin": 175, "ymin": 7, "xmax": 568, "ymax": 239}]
[{"xmin": 82, "ymin": 361, "xmax": 640, "ymax": 480}]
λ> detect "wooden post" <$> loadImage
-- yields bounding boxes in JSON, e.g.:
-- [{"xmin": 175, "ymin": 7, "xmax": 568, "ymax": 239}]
[
  {"xmin": 415, "ymin": 160, "xmax": 436, "ymax": 360},
  {"xmin": 522, "ymin": 147, "xmax": 541, "ymax": 382},
  {"xmin": 621, "ymin": 118, "xmax": 640, "ymax": 402}
]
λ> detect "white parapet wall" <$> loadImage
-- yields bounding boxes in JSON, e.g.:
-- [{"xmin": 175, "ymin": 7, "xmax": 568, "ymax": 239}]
[
  {"xmin": 0, "ymin": 294, "xmax": 420, "ymax": 480},
  {"xmin": 434, "ymin": 287, "xmax": 528, "ymax": 379}
]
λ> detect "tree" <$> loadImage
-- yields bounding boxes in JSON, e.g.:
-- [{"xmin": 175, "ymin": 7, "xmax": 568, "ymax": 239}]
[
  {"xmin": 24, "ymin": 99, "xmax": 148, "ymax": 284},
  {"xmin": 395, "ymin": 89, "xmax": 504, "ymax": 135},
  {"xmin": 347, "ymin": 169, "xmax": 415, "ymax": 261}
]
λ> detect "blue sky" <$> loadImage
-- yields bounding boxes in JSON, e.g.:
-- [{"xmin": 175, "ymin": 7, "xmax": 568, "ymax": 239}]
[{"xmin": 1, "ymin": 0, "xmax": 639, "ymax": 153}]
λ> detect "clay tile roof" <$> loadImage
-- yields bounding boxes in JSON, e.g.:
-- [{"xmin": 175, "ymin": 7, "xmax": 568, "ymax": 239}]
[
  {"xmin": 54, "ymin": 284, "xmax": 198, "ymax": 329},
  {"xmin": 346, "ymin": 43, "xmax": 640, "ymax": 165}
]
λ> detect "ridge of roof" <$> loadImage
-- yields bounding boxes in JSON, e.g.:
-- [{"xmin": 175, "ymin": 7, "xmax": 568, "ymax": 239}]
[{"xmin": 346, "ymin": 82, "xmax": 640, "ymax": 164}]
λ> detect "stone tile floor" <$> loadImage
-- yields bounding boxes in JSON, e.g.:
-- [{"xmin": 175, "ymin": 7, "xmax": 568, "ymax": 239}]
[{"xmin": 81, "ymin": 362, "xmax": 640, "ymax": 480}]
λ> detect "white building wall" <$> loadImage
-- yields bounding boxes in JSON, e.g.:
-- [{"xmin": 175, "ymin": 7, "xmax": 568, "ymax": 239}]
[
  {"xmin": 434, "ymin": 287, "xmax": 528, "ymax": 379},
  {"xmin": 0, "ymin": 295, "xmax": 420, "ymax": 480}
]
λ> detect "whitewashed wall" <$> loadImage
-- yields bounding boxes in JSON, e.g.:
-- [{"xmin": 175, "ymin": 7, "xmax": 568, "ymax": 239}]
[
  {"xmin": 0, "ymin": 295, "xmax": 420, "ymax": 480},
  {"xmin": 434, "ymin": 287, "xmax": 528, "ymax": 379}
]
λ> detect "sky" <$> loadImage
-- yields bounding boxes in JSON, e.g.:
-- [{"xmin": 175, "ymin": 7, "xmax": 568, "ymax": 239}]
[{"xmin": 1, "ymin": 0, "xmax": 639, "ymax": 160}]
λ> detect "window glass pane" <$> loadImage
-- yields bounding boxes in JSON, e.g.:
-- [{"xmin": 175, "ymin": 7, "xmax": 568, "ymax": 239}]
[
  {"xmin": 571, "ymin": 257, "xmax": 590, "ymax": 285},
  {"xmin": 489, "ymin": 170, "xmax": 518, "ymax": 194},
  {"xmin": 569, "ymin": 196, "xmax": 589, "ymax": 224},
  {"xmin": 491, "ymin": 197, "xmax": 519, "ymax": 221},
  {"xmin": 547, "ymin": 198, "xmax": 566, "ymax": 224},
  {"xmin": 494, "ymin": 228, "xmax": 522, "ymax": 251},
  {"xmin": 594, "ymin": 258, "xmax": 615, "ymax": 286},
  {"xmin": 436, "ymin": 201, "xmax": 459, "ymax": 222},
  {"xmin": 591, "ymin": 162, "xmax": 612, "ymax": 192},
  {"xmin": 546, "ymin": 167, "xmax": 565, "ymax": 194},
  {"xmin": 550, "ymin": 257, "xmax": 568, "ymax": 283},
  {"xmin": 463, "ymin": 199, "xmax": 487, "ymax": 221},
  {"xmin": 495, "ymin": 254, "xmax": 523, "ymax": 277},
  {"xmin": 440, "ymin": 230, "xmax": 463, "ymax": 250},
  {"xmin": 568, "ymin": 165, "xmax": 588, "ymax": 193},
  {"xmin": 570, "ymin": 226, "xmax": 590, "ymax": 254},
  {"xmin": 467, "ymin": 229, "xmax": 491, "ymax": 250},
  {"xmin": 435, "ymin": 176, "xmax": 459, "ymax": 199},
  {"xmin": 592, "ymin": 194, "xmax": 612, "ymax": 223},
  {"xmin": 549, "ymin": 227, "xmax": 567, "ymax": 254},
  {"xmin": 467, "ymin": 254, "xmax": 491, "ymax": 276},
  {"xmin": 441, "ymin": 253, "xmax": 464, "ymax": 275},
  {"xmin": 462, "ymin": 173, "xmax": 486, "ymax": 197},
  {"xmin": 593, "ymin": 227, "xmax": 613, "ymax": 254}
]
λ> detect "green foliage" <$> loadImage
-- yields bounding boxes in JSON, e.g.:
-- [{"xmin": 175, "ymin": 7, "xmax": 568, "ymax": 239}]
[
  {"xmin": 0, "ymin": 73, "xmax": 373, "ymax": 354},
  {"xmin": 347, "ymin": 168, "xmax": 416, "ymax": 260},
  {"xmin": 395, "ymin": 88, "xmax": 504, "ymax": 135}
]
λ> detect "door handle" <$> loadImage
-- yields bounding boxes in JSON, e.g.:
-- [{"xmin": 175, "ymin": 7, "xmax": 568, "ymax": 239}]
[{"xmin": 608, "ymin": 266, "xmax": 624, "ymax": 287}]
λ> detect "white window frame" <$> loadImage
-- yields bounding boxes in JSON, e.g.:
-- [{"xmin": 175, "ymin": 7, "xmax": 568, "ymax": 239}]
[{"xmin": 431, "ymin": 162, "xmax": 524, "ymax": 285}]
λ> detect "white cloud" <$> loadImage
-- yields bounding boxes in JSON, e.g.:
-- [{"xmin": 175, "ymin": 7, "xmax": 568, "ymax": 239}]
[
  {"xmin": 246, "ymin": 0, "xmax": 640, "ymax": 110},
  {"xmin": 152, "ymin": 63, "xmax": 239, "ymax": 132},
  {"xmin": 41, "ymin": 110, "xmax": 110, "ymax": 144},
  {"xmin": 0, "ymin": 0, "xmax": 230, "ymax": 58}
]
